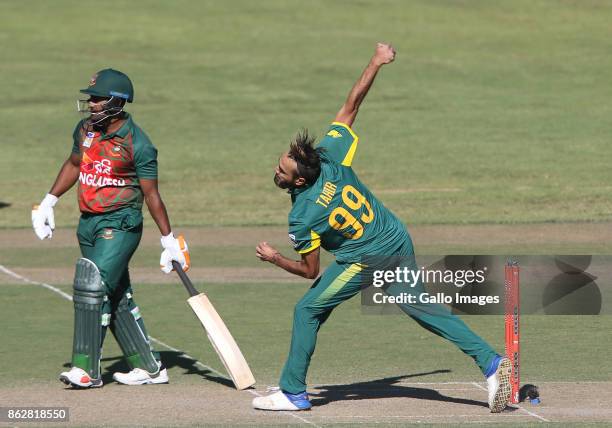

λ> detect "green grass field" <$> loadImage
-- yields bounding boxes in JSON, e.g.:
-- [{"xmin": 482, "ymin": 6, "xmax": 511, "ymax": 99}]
[
  {"xmin": 2, "ymin": 1, "xmax": 612, "ymax": 425},
  {"xmin": 1, "ymin": 0, "xmax": 612, "ymax": 227}
]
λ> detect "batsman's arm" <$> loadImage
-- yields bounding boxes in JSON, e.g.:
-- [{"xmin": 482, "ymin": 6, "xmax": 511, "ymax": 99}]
[
  {"xmin": 256, "ymin": 242, "xmax": 320, "ymax": 279},
  {"xmin": 334, "ymin": 42, "xmax": 396, "ymax": 127},
  {"xmin": 48, "ymin": 153, "xmax": 81, "ymax": 197},
  {"xmin": 142, "ymin": 178, "xmax": 191, "ymax": 273},
  {"xmin": 32, "ymin": 152, "xmax": 80, "ymax": 239},
  {"xmin": 141, "ymin": 178, "xmax": 172, "ymax": 236}
]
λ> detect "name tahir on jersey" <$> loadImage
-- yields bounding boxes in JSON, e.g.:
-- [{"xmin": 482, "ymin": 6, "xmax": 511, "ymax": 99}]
[{"xmin": 315, "ymin": 181, "xmax": 337, "ymax": 209}]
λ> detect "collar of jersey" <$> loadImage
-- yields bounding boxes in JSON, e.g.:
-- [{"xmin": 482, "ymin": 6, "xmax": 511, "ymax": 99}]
[
  {"xmin": 100, "ymin": 113, "xmax": 132, "ymax": 140},
  {"xmin": 290, "ymin": 184, "xmax": 311, "ymax": 196},
  {"xmin": 289, "ymin": 183, "xmax": 315, "ymax": 204}
]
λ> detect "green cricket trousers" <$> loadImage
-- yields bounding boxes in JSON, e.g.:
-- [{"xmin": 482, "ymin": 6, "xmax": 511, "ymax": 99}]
[
  {"xmin": 74, "ymin": 207, "xmax": 160, "ymax": 373},
  {"xmin": 279, "ymin": 236, "xmax": 499, "ymax": 394}
]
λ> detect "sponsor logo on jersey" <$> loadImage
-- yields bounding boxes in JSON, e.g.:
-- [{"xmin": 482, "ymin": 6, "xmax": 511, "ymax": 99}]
[
  {"xmin": 327, "ymin": 130, "xmax": 342, "ymax": 138},
  {"xmin": 83, "ymin": 132, "xmax": 95, "ymax": 148},
  {"xmin": 93, "ymin": 159, "xmax": 112, "ymax": 174},
  {"xmin": 289, "ymin": 233, "xmax": 297, "ymax": 247}
]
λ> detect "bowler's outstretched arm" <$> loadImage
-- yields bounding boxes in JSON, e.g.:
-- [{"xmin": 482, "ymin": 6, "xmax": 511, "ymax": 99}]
[{"xmin": 334, "ymin": 42, "xmax": 396, "ymax": 127}]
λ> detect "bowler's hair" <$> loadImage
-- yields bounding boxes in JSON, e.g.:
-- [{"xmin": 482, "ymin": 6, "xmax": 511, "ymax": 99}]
[{"xmin": 289, "ymin": 129, "xmax": 323, "ymax": 186}]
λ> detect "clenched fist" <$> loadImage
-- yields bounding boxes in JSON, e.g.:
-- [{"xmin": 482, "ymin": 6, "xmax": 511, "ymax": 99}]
[
  {"xmin": 372, "ymin": 42, "xmax": 396, "ymax": 66},
  {"xmin": 160, "ymin": 233, "xmax": 190, "ymax": 273}
]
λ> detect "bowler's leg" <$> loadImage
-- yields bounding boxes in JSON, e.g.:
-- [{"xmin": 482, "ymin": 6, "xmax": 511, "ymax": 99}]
[
  {"xmin": 253, "ymin": 262, "xmax": 363, "ymax": 410},
  {"xmin": 280, "ymin": 262, "xmax": 364, "ymax": 394},
  {"xmin": 386, "ymin": 240, "xmax": 511, "ymax": 411}
]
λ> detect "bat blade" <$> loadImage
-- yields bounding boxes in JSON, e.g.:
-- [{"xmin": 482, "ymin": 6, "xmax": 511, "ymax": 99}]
[{"xmin": 187, "ymin": 293, "xmax": 256, "ymax": 390}]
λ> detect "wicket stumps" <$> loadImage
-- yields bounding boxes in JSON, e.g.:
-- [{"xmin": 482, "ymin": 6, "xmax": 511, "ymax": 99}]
[{"xmin": 505, "ymin": 260, "xmax": 520, "ymax": 404}]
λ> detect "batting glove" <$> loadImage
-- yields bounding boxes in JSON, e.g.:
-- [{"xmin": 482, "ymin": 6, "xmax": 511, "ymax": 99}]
[
  {"xmin": 160, "ymin": 233, "xmax": 190, "ymax": 273},
  {"xmin": 32, "ymin": 193, "xmax": 58, "ymax": 240}
]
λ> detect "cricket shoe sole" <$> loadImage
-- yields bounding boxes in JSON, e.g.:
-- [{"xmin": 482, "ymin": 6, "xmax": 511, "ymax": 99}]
[{"xmin": 487, "ymin": 357, "xmax": 512, "ymax": 413}]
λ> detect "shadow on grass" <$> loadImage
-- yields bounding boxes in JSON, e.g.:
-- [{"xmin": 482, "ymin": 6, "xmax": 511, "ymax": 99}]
[
  {"xmin": 63, "ymin": 350, "xmax": 234, "ymax": 388},
  {"xmin": 310, "ymin": 369, "xmax": 488, "ymax": 408},
  {"xmin": 0, "ymin": 202, "xmax": 10, "ymax": 209}
]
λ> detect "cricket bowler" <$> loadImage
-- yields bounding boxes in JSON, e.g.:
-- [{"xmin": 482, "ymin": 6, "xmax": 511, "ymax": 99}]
[
  {"xmin": 254, "ymin": 43, "xmax": 512, "ymax": 412},
  {"xmin": 32, "ymin": 69, "xmax": 190, "ymax": 387}
]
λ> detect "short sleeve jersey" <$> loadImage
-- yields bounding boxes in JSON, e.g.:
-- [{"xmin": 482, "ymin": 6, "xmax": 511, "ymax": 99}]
[
  {"xmin": 288, "ymin": 122, "xmax": 408, "ymax": 263},
  {"xmin": 71, "ymin": 113, "xmax": 157, "ymax": 214}
]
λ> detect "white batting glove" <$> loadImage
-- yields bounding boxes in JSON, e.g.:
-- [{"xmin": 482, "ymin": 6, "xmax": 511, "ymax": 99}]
[
  {"xmin": 31, "ymin": 193, "xmax": 58, "ymax": 240},
  {"xmin": 160, "ymin": 233, "xmax": 190, "ymax": 274}
]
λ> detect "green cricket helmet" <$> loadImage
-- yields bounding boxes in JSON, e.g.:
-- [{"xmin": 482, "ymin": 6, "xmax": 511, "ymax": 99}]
[{"xmin": 80, "ymin": 68, "xmax": 134, "ymax": 102}]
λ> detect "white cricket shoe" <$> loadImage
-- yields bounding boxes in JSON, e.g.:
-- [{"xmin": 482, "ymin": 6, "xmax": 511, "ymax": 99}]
[
  {"xmin": 486, "ymin": 356, "xmax": 512, "ymax": 412},
  {"xmin": 59, "ymin": 367, "xmax": 103, "ymax": 388},
  {"xmin": 252, "ymin": 387, "xmax": 312, "ymax": 411},
  {"xmin": 113, "ymin": 366, "xmax": 169, "ymax": 385}
]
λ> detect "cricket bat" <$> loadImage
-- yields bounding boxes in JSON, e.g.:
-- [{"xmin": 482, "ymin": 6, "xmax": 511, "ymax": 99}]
[{"xmin": 172, "ymin": 261, "xmax": 256, "ymax": 390}]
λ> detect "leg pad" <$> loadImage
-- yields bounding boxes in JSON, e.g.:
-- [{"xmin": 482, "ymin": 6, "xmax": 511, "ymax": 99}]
[
  {"xmin": 72, "ymin": 258, "xmax": 106, "ymax": 379},
  {"xmin": 111, "ymin": 294, "xmax": 159, "ymax": 373}
]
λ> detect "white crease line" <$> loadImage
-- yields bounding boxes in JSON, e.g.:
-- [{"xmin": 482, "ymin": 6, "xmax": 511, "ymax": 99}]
[
  {"xmin": 246, "ymin": 388, "xmax": 320, "ymax": 427},
  {"xmin": 471, "ymin": 382, "xmax": 487, "ymax": 392},
  {"xmin": 407, "ymin": 381, "xmax": 484, "ymax": 385},
  {"xmin": 147, "ymin": 336, "xmax": 229, "ymax": 380},
  {"xmin": 507, "ymin": 380, "xmax": 606, "ymax": 384},
  {"xmin": 470, "ymin": 381, "xmax": 550, "ymax": 422},
  {"xmin": 312, "ymin": 414, "xmax": 534, "ymax": 419},
  {"xmin": 396, "ymin": 380, "xmax": 607, "ymax": 385},
  {"xmin": 302, "ymin": 421, "xmax": 521, "ymax": 426},
  {"xmin": 312, "ymin": 387, "xmax": 478, "ymax": 392},
  {"xmin": 517, "ymin": 406, "xmax": 550, "ymax": 423},
  {"xmin": 0, "ymin": 265, "xmax": 73, "ymax": 300},
  {"xmin": 0, "ymin": 264, "xmax": 319, "ymax": 428}
]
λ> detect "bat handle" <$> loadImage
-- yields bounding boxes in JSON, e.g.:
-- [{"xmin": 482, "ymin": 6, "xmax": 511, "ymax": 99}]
[{"xmin": 172, "ymin": 261, "xmax": 199, "ymax": 297}]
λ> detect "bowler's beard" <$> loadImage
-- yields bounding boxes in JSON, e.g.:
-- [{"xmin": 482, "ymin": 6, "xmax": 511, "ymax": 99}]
[{"xmin": 274, "ymin": 173, "xmax": 291, "ymax": 189}]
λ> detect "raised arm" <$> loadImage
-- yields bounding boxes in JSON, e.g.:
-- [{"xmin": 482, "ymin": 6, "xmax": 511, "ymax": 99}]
[{"xmin": 334, "ymin": 42, "xmax": 396, "ymax": 127}]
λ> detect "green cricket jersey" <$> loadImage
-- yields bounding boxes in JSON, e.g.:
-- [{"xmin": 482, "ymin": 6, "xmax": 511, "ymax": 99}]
[{"xmin": 288, "ymin": 122, "xmax": 409, "ymax": 263}]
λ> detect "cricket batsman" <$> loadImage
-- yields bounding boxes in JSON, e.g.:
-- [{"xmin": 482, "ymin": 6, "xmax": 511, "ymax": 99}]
[
  {"xmin": 31, "ymin": 69, "xmax": 190, "ymax": 387},
  {"xmin": 254, "ymin": 43, "xmax": 512, "ymax": 412}
]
